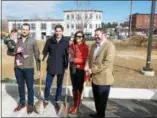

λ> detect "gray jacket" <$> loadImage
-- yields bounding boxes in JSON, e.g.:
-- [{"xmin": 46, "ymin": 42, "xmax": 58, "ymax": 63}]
[{"xmin": 14, "ymin": 36, "xmax": 40, "ymax": 70}]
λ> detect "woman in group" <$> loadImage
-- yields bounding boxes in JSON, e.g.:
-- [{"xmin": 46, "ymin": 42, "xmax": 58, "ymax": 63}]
[{"xmin": 68, "ymin": 30, "xmax": 89, "ymax": 114}]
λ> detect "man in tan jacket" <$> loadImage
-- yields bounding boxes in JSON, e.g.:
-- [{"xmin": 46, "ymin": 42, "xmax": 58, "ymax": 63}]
[{"xmin": 85, "ymin": 28, "xmax": 116, "ymax": 118}]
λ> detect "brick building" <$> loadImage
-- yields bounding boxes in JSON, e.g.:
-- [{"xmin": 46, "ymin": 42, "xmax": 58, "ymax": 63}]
[{"xmin": 130, "ymin": 13, "xmax": 157, "ymax": 34}]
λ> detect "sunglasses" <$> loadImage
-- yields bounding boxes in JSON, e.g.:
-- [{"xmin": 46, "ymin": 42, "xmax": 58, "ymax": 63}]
[{"xmin": 75, "ymin": 36, "xmax": 83, "ymax": 38}]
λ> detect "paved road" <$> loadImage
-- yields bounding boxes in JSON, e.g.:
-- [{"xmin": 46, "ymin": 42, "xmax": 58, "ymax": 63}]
[{"xmin": 1, "ymin": 84, "xmax": 157, "ymax": 117}]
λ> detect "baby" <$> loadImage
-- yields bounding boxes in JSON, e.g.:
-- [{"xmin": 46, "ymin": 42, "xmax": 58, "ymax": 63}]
[{"xmin": 4, "ymin": 28, "xmax": 29, "ymax": 66}]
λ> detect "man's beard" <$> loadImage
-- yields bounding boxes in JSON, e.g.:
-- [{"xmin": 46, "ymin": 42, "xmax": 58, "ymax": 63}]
[
  {"xmin": 56, "ymin": 35, "xmax": 62, "ymax": 39},
  {"xmin": 95, "ymin": 38, "xmax": 101, "ymax": 43},
  {"xmin": 22, "ymin": 33, "xmax": 29, "ymax": 38}
]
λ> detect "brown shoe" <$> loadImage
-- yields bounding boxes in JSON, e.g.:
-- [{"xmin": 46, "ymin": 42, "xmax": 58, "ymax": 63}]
[
  {"xmin": 69, "ymin": 107, "xmax": 78, "ymax": 114},
  {"xmin": 27, "ymin": 105, "xmax": 34, "ymax": 114},
  {"xmin": 14, "ymin": 104, "xmax": 25, "ymax": 112},
  {"xmin": 44, "ymin": 101, "xmax": 48, "ymax": 108}
]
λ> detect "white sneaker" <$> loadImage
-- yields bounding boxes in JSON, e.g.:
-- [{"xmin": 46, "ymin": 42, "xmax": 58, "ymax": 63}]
[
  {"xmin": 55, "ymin": 100, "xmax": 61, "ymax": 104},
  {"xmin": 44, "ymin": 100, "xmax": 49, "ymax": 103}
]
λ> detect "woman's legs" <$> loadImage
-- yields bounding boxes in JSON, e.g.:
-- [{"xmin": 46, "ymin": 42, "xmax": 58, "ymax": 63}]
[
  {"xmin": 69, "ymin": 68, "xmax": 85, "ymax": 114},
  {"xmin": 69, "ymin": 67, "xmax": 78, "ymax": 112}
]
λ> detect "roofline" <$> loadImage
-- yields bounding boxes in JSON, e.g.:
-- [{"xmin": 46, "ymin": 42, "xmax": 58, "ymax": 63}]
[
  {"xmin": 63, "ymin": 10, "xmax": 103, "ymax": 12},
  {"xmin": 7, "ymin": 19, "xmax": 64, "ymax": 22},
  {"xmin": 132, "ymin": 13, "xmax": 157, "ymax": 15}
]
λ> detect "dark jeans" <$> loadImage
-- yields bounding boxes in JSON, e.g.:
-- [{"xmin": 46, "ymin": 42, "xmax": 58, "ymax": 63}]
[
  {"xmin": 92, "ymin": 83, "xmax": 111, "ymax": 117},
  {"xmin": 70, "ymin": 67, "xmax": 85, "ymax": 93},
  {"xmin": 14, "ymin": 68, "xmax": 34, "ymax": 106},
  {"xmin": 44, "ymin": 73, "xmax": 64, "ymax": 102}
]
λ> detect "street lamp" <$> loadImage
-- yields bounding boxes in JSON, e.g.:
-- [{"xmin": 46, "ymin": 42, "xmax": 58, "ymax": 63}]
[{"xmin": 141, "ymin": 0, "xmax": 155, "ymax": 76}]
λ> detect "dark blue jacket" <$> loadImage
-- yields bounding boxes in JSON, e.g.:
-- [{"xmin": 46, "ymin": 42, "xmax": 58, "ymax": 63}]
[{"xmin": 42, "ymin": 36, "xmax": 69, "ymax": 74}]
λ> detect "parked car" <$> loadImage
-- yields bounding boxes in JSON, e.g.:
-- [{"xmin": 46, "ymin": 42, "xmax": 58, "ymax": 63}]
[{"xmin": 118, "ymin": 35, "xmax": 127, "ymax": 40}]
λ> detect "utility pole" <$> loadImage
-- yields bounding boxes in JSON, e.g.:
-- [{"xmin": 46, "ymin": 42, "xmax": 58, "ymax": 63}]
[
  {"xmin": 129, "ymin": 0, "xmax": 133, "ymax": 37},
  {"xmin": 141, "ymin": 0, "xmax": 155, "ymax": 76},
  {"xmin": 15, "ymin": 20, "xmax": 17, "ymax": 28}
]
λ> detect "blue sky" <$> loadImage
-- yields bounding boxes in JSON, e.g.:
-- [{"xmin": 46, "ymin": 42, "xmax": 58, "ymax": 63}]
[{"xmin": 2, "ymin": 1, "xmax": 157, "ymax": 23}]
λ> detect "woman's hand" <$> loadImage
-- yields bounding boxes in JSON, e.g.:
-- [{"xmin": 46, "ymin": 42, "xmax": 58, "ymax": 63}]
[{"xmin": 68, "ymin": 57, "xmax": 74, "ymax": 62}]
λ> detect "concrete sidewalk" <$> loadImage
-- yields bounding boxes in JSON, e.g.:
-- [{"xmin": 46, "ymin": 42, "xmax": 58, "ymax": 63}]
[{"xmin": 1, "ymin": 83, "xmax": 157, "ymax": 117}]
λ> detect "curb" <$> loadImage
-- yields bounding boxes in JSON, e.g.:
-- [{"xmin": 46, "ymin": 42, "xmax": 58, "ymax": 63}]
[{"xmin": 2, "ymin": 83, "xmax": 157, "ymax": 100}]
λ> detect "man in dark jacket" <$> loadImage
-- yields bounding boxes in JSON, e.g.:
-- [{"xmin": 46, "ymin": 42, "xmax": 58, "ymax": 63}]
[
  {"xmin": 13, "ymin": 23, "xmax": 40, "ymax": 114},
  {"xmin": 42, "ymin": 24, "xmax": 69, "ymax": 107}
]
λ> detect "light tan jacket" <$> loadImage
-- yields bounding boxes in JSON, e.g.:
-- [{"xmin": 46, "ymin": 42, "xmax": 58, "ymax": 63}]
[{"xmin": 88, "ymin": 40, "xmax": 116, "ymax": 85}]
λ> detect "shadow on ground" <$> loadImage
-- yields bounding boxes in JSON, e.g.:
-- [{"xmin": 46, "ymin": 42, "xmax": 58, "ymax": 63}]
[
  {"xmin": 3, "ymin": 84, "xmax": 157, "ymax": 117},
  {"xmin": 107, "ymin": 99, "xmax": 157, "ymax": 117},
  {"xmin": 5, "ymin": 84, "xmax": 19, "ymax": 103}
]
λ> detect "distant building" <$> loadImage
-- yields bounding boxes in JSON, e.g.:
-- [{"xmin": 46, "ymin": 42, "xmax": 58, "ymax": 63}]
[
  {"xmin": 8, "ymin": 10, "xmax": 103, "ymax": 40},
  {"xmin": 63, "ymin": 10, "xmax": 103, "ymax": 38},
  {"xmin": 129, "ymin": 13, "xmax": 157, "ymax": 35},
  {"xmin": 8, "ymin": 19, "xmax": 64, "ymax": 40}
]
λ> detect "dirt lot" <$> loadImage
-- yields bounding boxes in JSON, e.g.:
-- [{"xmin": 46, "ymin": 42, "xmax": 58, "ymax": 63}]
[{"xmin": 1, "ymin": 40, "xmax": 157, "ymax": 89}]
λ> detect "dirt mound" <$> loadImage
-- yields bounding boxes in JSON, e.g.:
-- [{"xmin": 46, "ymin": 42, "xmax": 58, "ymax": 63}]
[
  {"xmin": 112, "ymin": 35, "xmax": 157, "ymax": 47},
  {"xmin": 126, "ymin": 35, "xmax": 148, "ymax": 46}
]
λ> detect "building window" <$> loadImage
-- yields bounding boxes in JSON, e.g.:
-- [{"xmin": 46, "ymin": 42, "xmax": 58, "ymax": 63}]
[
  {"xmin": 99, "ymin": 14, "xmax": 101, "ymax": 19},
  {"xmin": 31, "ymin": 32, "xmax": 36, "ymax": 38},
  {"xmin": 31, "ymin": 23, "xmax": 36, "ymax": 30},
  {"xmin": 96, "ymin": 14, "xmax": 98, "ymax": 19},
  {"xmin": 71, "ymin": 24, "xmax": 74, "ymax": 29},
  {"xmin": 67, "ymin": 24, "xmax": 69, "ymax": 29},
  {"xmin": 51, "ymin": 23, "xmax": 56, "ymax": 29},
  {"xmin": 71, "ymin": 14, "xmax": 74, "ymax": 20},
  {"xmin": 12, "ymin": 23, "xmax": 16, "ymax": 28},
  {"xmin": 76, "ymin": 24, "xmax": 78, "ymax": 29},
  {"xmin": 84, "ymin": 24, "xmax": 87, "ymax": 29},
  {"xmin": 67, "ymin": 14, "xmax": 69, "ymax": 20},
  {"xmin": 17, "ymin": 23, "xmax": 21, "ymax": 30},
  {"xmin": 98, "ymin": 24, "xmax": 100, "ymax": 28},
  {"xmin": 41, "ymin": 23, "xmax": 46, "ymax": 30},
  {"xmin": 90, "ymin": 14, "xmax": 93, "ymax": 19},
  {"xmin": 90, "ymin": 24, "xmax": 92, "ymax": 29},
  {"xmin": 85, "ymin": 14, "xmax": 88, "ymax": 19},
  {"xmin": 76, "ymin": 24, "xmax": 82, "ymax": 29},
  {"xmin": 76, "ymin": 14, "xmax": 81, "ymax": 20}
]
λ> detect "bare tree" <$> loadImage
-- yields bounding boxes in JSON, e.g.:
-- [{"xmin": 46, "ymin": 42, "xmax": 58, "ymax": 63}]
[
  {"xmin": 72, "ymin": 1, "xmax": 95, "ymax": 32},
  {"xmin": 2, "ymin": 19, "xmax": 8, "ymax": 32}
]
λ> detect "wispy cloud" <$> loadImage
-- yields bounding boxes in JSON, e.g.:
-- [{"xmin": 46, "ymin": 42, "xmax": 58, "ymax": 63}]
[{"xmin": 2, "ymin": 1, "xmax": 62, "ymax": 19}]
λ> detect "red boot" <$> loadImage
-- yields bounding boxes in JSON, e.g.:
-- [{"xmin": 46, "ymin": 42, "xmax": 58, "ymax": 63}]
[
  {"xmin": 69, "ymin": 90, "xmax": 77, "ymax": 113},
  {"xmin": 70, "ymin": 90, "xmax": 82, "ymax": 114}
]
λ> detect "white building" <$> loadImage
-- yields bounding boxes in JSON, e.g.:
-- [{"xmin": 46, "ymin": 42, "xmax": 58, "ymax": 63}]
[
  {"xmin": 63, "ymin": 10, "xmax": 103, "ymax": 38},
  {"xmin": 8, "ymin": 19, "xmax": 63, "ymax": 40},
  {"xmin": 8, "ymin": 10, "xmax": 103, "ymax": 40}
]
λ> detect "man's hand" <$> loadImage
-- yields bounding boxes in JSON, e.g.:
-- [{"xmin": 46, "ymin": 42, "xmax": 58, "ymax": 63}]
[
  {"xmin": 84, "ymin": 65, "xmax": 89, "ymax": 72},
  {"xmin": 39, "ymin": 54, "xmax": 44, "ymax": 61},
  {"xmin": 38, "ymin": 70, "xmax": 43, "ymax": 79},
  {"xmin": 17, "ymin": 47, "xmax": 24, "ymax": 53},
  {"xmin": 88, "ymin": 74, "xmax": 92, "ymax": 82},
  {"xmin": 64, "ymin": 68, "xmax": 68, "ymax": 76},
  {"xmin": 68, "ymin": 57, "xmax": 74, "ymax": 62},
  {"xmin": 85, "ymin": 69, "xmax": 92, "ymax": 82},
  {"xmin": 88, "ymin": 69, "xmax": 92, "ymax": 75},
  {"xmin": 88, "ymin": 69, "xmax": 92, "ymax": 82}
]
